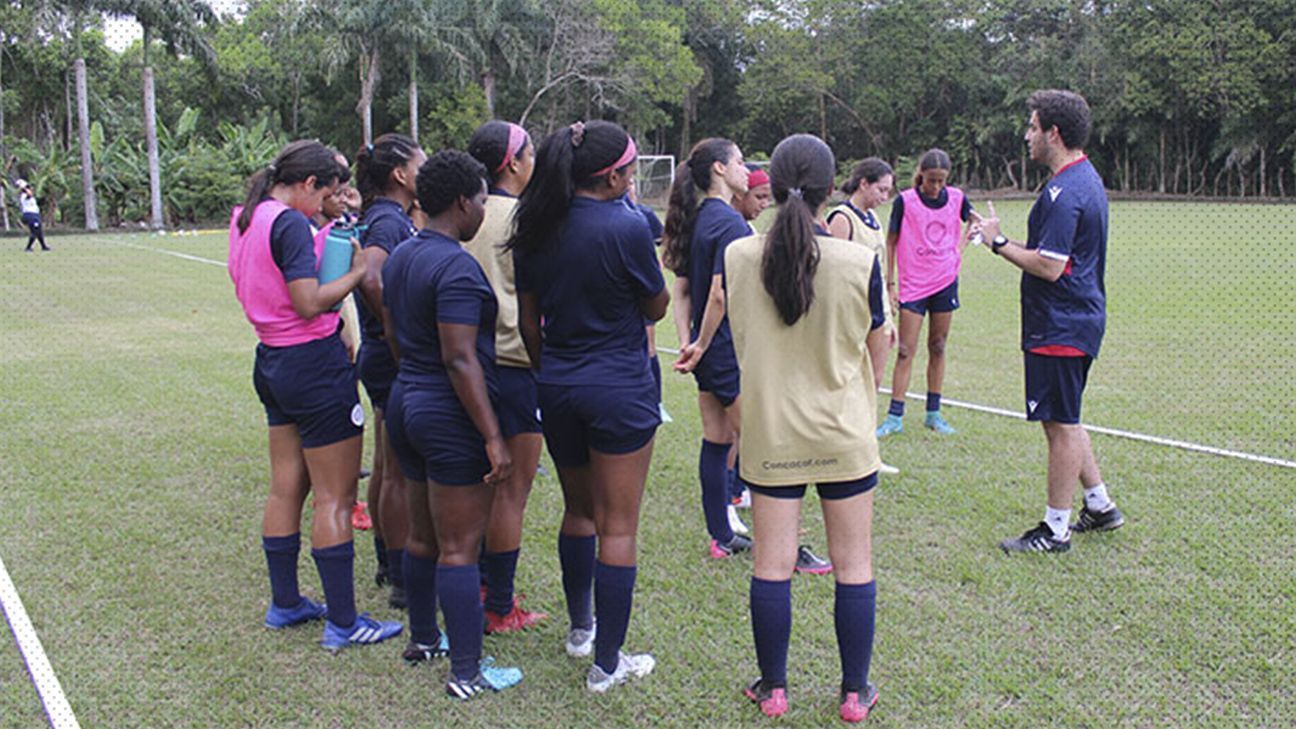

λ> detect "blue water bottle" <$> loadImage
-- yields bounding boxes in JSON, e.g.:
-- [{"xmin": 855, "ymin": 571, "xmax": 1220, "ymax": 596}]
[{"xmin": 319, "ymin": 220, "xmax": 358, "ymax": 311}]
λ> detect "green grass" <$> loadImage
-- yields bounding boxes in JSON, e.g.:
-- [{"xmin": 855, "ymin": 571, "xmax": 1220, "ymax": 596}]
[{"xmin": 1, "ymin": 203, "xmax": 1294, "ymax": 727}]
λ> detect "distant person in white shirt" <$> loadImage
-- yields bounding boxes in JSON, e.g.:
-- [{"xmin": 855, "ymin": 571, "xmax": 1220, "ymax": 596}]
[{"xmin": 16, "ymin": 179, "xmax": 50, "ymax": 251}]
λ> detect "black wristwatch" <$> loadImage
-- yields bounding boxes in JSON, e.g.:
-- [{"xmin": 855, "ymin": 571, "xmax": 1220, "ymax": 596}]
[{"xmin": 991, "ymin": 235, "xmax": 1008, "ymax": 254}]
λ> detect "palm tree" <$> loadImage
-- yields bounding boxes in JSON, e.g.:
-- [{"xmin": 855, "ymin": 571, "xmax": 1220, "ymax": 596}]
[
  {"xmin": 104, "ymin": 0, "xmax": 216, "ymax": 229},
  {"xmin": 388, "ymin": 0, "xmax": 476, "ymax": 140},
  {"xmin": 463, "ymin": 0, "xmax": 537, "ymax": 118}
]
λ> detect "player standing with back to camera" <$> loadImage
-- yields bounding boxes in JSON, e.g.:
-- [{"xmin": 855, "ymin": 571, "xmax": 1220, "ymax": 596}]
[
  {"xmin": 726, "ymin": 134, "xmax": 887, "ymax": 722},
  {"xmin": 975, "ymin": 89, "xmax": 1125, "ymax": 553},
  {"xmin": 508, "ymin": 120, "xmax": 668, "ymax": 693}
]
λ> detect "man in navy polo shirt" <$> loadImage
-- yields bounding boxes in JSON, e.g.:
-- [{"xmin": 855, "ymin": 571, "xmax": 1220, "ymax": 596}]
[{"xmin": 977, "ymin": 89, "xmax": 1125, "ymax": 553}]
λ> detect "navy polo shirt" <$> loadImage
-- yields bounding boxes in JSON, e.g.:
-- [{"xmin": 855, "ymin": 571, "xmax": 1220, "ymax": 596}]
[
  {"xmin": 887, "ymin": 188, "xmax": 974, "ymax": 233},
  {"xmin": 514, "ymin": 196, "xmax": 666, "ymax": 387},
  {"xmin": 355, "ymin": 198, "xmax": 417, "ymax": 342},
  {"xmin": 383, "ymin": 229, "xmax": 499, "ymax": 393},
  {"xmin": 269, "ymin": 209, "xmax": 317, "ymax": 281},
  {"xmin": 630, "ymin": 200, "xmax": 663, "ymax": 243},
  {"xmin": 688, "ymin": 198, "xmax": 751, "ymax": 344},
  {"xmin": 1020, "ymin": 158, "xmax": 1108, "ymax": 357}
]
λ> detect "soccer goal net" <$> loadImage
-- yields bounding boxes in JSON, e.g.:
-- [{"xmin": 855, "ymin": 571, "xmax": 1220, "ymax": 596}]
[{"xmin": 635, "ymin": 155, "xmax": 676, "ymax": 207}]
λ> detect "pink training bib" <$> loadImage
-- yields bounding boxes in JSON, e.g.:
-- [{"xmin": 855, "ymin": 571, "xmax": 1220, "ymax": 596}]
[
  {"xmin": 895, "ymin": 186, "xmax": 965, "ymax": 303},
  {"xmin": 228, "ymin": 199, "xmax": 339, "ymax": 347}
]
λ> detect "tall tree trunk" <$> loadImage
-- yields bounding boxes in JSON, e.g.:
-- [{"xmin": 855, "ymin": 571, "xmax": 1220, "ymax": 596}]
[
  {"xmin": 1259, "ymin": 147, "xmax": 1266, "ymax": 198},
  {"xmin": 64, "ymin": 70, "xmax": 73, "ymax": 152},
  {"xmin": 1158, "ymin": 128, "xmax": 1166, "ymax": 194},
  {"xmin": 75, "ymin": 58, "xmax": 99, "ymax": 231},
  {"xmin": 357, "ymin": 48, "xmax": 380, "ymax": 145},
  {"xmin": 408, "ymin": 49, "xmax": 419, "ymax": 142},
  {"xmin": 482, "ymin": 69, "xmax": 497, "ymax": 118},
  {"xmin": 291, "ymin": 74, "xmax": 301, "ymax": 136},
  {"xmin": 679, "ymin": 86, "xmax": 694, "ymax": 160},
  {"xmin": 0, "ymin": 48, "xmax": 8, "ymax": 231},
  {"xmin": 144, "ymin": 65, "xmax": 163, "ymax": 228}
]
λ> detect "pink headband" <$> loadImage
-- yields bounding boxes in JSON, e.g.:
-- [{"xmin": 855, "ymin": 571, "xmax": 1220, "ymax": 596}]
[
  {"xmin": 589, "ymin": 136, "xmax": 638, "ymax": 179},
  {"xmin": 747, "ymin": 168, "xmax": 770, "ymax": 188},
  {"xmin": 496, "ymin": 123, "xmax": 529, "ymax": 174}
]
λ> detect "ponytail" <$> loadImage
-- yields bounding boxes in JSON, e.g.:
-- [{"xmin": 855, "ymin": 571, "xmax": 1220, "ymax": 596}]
[
  {"xmin": 762, "ymin": 134, "xmax": 835, "ymax": 326},
  {"xmin": 236, "ymin": 139, "xmax": 340, "ymax": 234},
  {"xmin": 661, "ymin": 137, "xmax": 736, "ymax": 275},
  {"xmin": 354, "ymin": 133, "xmax": 420, "ymax": 210},
  {"xmin": 507, "ymin": 120, "xmax": 632, "ymax": 256}
]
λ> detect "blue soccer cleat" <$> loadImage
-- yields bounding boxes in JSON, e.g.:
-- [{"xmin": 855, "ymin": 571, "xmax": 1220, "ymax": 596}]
[
  {"xmin": 445, "ymin": 657, "xmax": 523, "ymax": 700},
  {"xmin": 320, "ymin": 613, "xmax": 403, "ymax": 651},
  {"xmin": 264, "ymin": 597, "xmax": 327, "ymax": 630},
  {"xmin": 876, "ymin": 414, "xmax": 904, "ymax": 438},
  {"xmin": 924, "ymin": 412, "xmax": 956, "ymax": 434}
]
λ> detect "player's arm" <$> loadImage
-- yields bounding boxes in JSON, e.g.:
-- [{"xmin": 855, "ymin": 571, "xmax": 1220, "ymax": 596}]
[
  {"xmin": 676, "ymin": 273, "xmax": 725, "ymax": 372},
  {"xmin": 671, "ymin": 275, "xmax": 692, "ymax": 349},
  {"xmin": 826, "ymin": 210, "xmax": 853, "ymax": 240},
  {"xmin": 518, "ymin": 290, "xmax": 542, "ymax": 370},
  {"xmin": 440, "ymin": 321, "xmax": 511, "ymax": 485},
  {"xmin": 885, "ymin": 231, "xmax": 900, "ymax": 308}
]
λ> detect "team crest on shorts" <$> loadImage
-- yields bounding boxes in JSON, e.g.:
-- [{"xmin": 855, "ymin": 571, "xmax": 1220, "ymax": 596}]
[{"xmin": 351, "ymin": 404, "xmax": 365, "ymax": 427}]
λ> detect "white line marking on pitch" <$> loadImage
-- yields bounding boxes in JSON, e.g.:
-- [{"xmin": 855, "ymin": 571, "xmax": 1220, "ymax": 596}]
[
  {"xmin": 654, "ymin": 346, "xmax": 1293, "ymax": 470},
  {"xmin": 114, "ymin": 240, "xmax": 225, "ymax": 267},
  {"xmin": 0, "ymin": 554, "xmax": 80, "ymax": 729}
]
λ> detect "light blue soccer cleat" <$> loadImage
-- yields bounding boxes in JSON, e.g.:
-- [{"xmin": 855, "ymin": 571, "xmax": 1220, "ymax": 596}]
[
  {"xmin": 924, "ymin": 412, "xmax": 956, "ymax": 434},
  {"xmin": 445, "ymin": 657, "xmax": 524, "ymax": 700},
  {"xmin": 876, "ymin": 414, "xmax": 904, "ymax": 438}
]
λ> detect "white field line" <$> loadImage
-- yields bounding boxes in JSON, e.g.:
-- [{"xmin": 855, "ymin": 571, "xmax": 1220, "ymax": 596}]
[
  {"xmin": 654, "ymin": 345, "xmax": 1294, "ymax": 470},
  {"xmin": 103, "ymin": 245, "xmax": 1296, "ymax": 471},
  {"xmin": 0, "ymin": 555, "xmax": 80, "ymax": 729},
  {"xmin": 114, "ymin": 240, "xmax": 225, "ymax": 267}
]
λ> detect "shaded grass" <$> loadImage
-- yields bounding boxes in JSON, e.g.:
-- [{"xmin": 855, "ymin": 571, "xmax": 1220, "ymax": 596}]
[{"xmin": 1, "ymin": 207, "xmax": 1293, "ymax": 727}]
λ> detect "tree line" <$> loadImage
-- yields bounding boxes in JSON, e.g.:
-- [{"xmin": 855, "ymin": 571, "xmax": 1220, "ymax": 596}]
[{"xmin": 1, "ymin": 0, "xmax": 1292, "ymax": 228}]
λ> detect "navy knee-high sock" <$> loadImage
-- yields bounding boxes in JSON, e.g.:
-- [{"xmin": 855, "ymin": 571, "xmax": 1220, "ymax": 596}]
[
  {"xmin": 385, "ymin": 548, "xmax": 406, "ymax": 589},
  {"xmin": 374, "ymin": 535, "xmax": 387, "ymax": 571},
  {"xmin": 835, "ymin": 581, "xmax": 877, "ymax": 691},
  {"xmin": 262, "ymin": 533, "xmax": 302, "ymax": 609},
  {"xmin": 403, "ymin": 551, "xmax": 441, "ymax": 645},
  {"xmin": 311, "ymin": 541, "xmax": 356, "ymax": 628},
  {"xmin": 559, "ymin": 533, "xmax": 596, "ymax": 629},
  {"xmin": 750, "ymin": 577, "xmax": 792, "ymax": 687},
  {"xmin": 700, "ymin": 440, "xmax": 734, "ymax": 542},
  {"xmin": 483, "ymin": 549, "xmax": 520, "ymax": 615},
  {"xmin": 438, "ymin": 564, "xmax": 484, "ymax": 681},
  {"xmin": 593, "ymin": 561, "xmax": 637, "ymax": 674}
]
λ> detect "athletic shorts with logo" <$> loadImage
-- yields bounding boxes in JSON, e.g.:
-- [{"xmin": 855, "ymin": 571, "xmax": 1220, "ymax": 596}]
[{"xmin": 254, "ymin": 332, "xmax": 364, "ymax": 448}]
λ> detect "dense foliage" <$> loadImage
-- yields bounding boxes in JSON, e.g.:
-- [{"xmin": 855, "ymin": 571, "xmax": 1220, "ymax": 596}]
[{"xmin": 2, "ymin": 0, "xmax": 1293, "ymax": 226}]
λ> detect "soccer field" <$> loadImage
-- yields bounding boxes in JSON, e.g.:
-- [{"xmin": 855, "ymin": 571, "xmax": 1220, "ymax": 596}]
[{"xmin": 1, "ymin": 201, "xmax": 1293, "ymax": 727}]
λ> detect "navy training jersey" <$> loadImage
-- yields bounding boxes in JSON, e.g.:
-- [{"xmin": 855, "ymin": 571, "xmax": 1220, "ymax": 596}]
[
  {"xmin": 1021, "ymin": 157, "xmax": 1108, "ymax": 357},
  {"xmin": 382, "ymin": 229, "xmax": 499, "ymax": 394},
  {"xmin": 268, "ymin": 209, "xmax": 318, "ymax": 282},
  {"xmin": 514, "ymin": 196, "xmax": 666, "ymax": 387},
  {"xmin": 355, "ymin": 198, "xmax": 417, "ymax": 342},
  {"xmin": 687, "ymin": 198, "xmax": 752, "ymax": 350}
]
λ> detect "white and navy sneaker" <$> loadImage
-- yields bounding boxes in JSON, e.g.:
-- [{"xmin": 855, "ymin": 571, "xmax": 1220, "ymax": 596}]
[
  {"xmin": 445, "ymin": 657, "xmax": 523, "ymax": 700},
  {"xmin": 320, "ymin": 613, "xmax": 403, "ymax": 651},
  {"xmin": 586, "ymin": 651, "xmax": 655, "ymax": 693},
  {"xmin": 402, "ymin": 634, "xmax": 450, "ymax": 665},
  {"xmin": 727, "ymin": 504, "xmax": 750, "ymax": 536},
  {"xmin": 1071, "ymin": 504, "xmax": 1125, "ymax": 533},
  {"xmin": 565, "ymin": 620, "xmax": 597, "ymax": 658},
  {"xmin": 999, "ymin": 522, "xmax": 1070, "ymax": 554}
]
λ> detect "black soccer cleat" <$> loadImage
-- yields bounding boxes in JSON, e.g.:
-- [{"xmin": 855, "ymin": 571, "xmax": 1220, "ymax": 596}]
[
  {"xmin": 1070, "ymin": 504, "xmax": 1125, "ymax": 533},
  {"xmin": 999, "ymin": 522, "xmax": 1071, "ymax": 554}
]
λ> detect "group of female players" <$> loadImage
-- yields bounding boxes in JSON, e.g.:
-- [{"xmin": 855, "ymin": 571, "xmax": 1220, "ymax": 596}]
[{"xmin": 229, "ymin": 117, "xmax": 978, "ymax": 720}]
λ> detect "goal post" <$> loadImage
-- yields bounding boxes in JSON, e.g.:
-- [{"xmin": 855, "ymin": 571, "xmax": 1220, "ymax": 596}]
[{"xmin": 635, "ymin": 155, "xmax": 676, "ymax": 208}]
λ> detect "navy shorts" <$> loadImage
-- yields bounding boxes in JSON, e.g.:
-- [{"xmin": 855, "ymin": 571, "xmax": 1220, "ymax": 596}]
[
  {"xmin": 743, "ymin": 472, "xmax": 878, "ymax": 501},
  {"xmin": 539, "ymin": 380, "xmax": 660, "ymax": 467},
  {"xmin": 900, "ymin": 278, "xmax": 960, "ymax": 315},
  {"xmin": 497, "ymin": 366, "xmax": 542, "ymax": 438},
  {"xmin": 1024, "ymin": 352, "xmax": 1092, "ymax": 424},
  {"xmin": 358, "ymin": 339, "xmax": 398, "ymax": 411},
  {"xmin": 386, "ymin": 380, "xmax": 490, "ymax": 486},
  {"xmin": 693, "ymin": 343, "xmax": 740, "ymax": 406},
  {"xmin": 22, "ymin": 212, "xmax": 41, "ymax": 230},
  {"xmin": 253, "ymin": 333, "xmax": 364, "ymax": 448}
]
